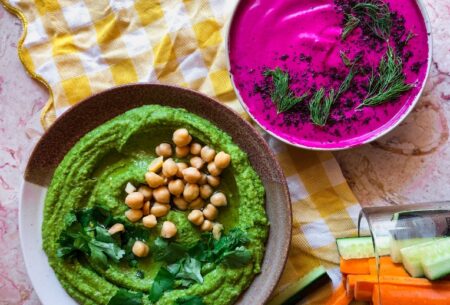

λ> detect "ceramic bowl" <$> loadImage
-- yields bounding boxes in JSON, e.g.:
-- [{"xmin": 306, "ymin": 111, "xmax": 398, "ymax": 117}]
[
  {"xmin": 19, "ymin": 84, "xmax": 292, "ymax": 305},
  {"xmin": 226, "ymin": 0, "xmax": 432, "ymax": 150}
]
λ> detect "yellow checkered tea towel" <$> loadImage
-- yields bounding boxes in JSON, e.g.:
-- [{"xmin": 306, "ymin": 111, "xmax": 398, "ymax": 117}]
[{"xmin": 1, "ymin": 0, "xmax": 361, "ymax": 303}]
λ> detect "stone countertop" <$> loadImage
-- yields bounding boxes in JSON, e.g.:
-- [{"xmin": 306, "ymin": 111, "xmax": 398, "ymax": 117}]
[{"xmin": 0, "ymin": 1, "xmax": 449, "ymax": 304}]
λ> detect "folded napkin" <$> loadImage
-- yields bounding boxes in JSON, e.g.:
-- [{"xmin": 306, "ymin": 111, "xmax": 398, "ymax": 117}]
[{"xmin": 2, "ymin": 0, "xmax": 361, "ymax": 303}]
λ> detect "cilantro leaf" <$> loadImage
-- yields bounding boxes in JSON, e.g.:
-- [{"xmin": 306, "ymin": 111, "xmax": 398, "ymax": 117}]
[
  {"xmin": 89, "ymin": 239, "xmax": 125, "ymax": 263},
  {"xmin": 168, "ymin": 257, "xmax": 203, "ymax": 285},
  {"xmin": 221, "ymin": 246, "xmax": 252, "ymax": 267},
  {"xmin": 149, "ymin": 268, "xmax": 175, "ymax": 303},
  {"xmin": 108, "ymin": 288, "xmax": 143, "ymax": 305},
  {"xmin": 175, "ymin": 296, "xmax": 204, "ymax": 305},
  {"xmin": 152, "ymin": 237, "xmax": 188, "ymax": 264},
  {"xmin": 95, "ymin": 226, "xmax": 115, "ymax": 243}
]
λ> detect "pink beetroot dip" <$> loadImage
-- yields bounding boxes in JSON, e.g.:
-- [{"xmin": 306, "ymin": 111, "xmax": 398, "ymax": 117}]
[{"xmin": 228, "ymin": 0, "xmax": 430, "ymax": 149}]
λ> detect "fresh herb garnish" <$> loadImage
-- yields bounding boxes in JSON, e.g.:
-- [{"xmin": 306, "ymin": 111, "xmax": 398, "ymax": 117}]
[
  {"xmin": 108, "ymin": 288, "xmax": 143, "ymax": 305},
  {"xmin": 357, "ymin": 46, "xmax": 414, "ymax": 108},
  {"xmin": 309, "ymin": 65, "xmax": 357, "ymax": 126},
  {"xmin": 149, "ymin": 268, "xmax": 175, "ymax": 303},
  {"xmin": 342, "ymin": 14, "xmax": 360, "ymax": 40},
  {"xmin": 149, "ymin": 229, "xmax": 252, "ymax": 302},
  {"xmin": 342, "ymin": 0, "xmax": 392, "ymax": 41},
  {"xmin": 175, "ymin": 296, "xmax": 204, "ymax": 305},
  {"xmin": 57, "ymin": 208, "xmax": 125, "ymax": 268},
  {"xmin": 57, "ymin": 207, "xmax": 146, "ymax": 268},
  {"xmin": 168, "ymin": 257, "xmax": 203, "ymax": 286},
  {"xmin": 264, "ymin": 68, "xmax": 309, "ymax": 113}
]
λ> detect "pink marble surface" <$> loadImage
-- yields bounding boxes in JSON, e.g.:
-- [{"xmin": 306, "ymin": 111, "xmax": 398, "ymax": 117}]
[{"xmin": 0, "ymin": 1, "xmax": 449, "ymax": 304}]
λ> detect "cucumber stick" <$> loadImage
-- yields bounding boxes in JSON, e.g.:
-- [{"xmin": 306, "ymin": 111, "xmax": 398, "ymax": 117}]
[
  {"xmin": 400, "ymin": 238, "xmax": 445, "ymax": 277},
  {"xmin": 422, "ymin": 238, "xmax": 450, "ymax": 280},
  {"xmin": 390, "ymin": 237, "xmax": 434, "ymax": 263},
  {"xmin": 336, "ymin": 236, "xmax": 390, "ymax": 260}
]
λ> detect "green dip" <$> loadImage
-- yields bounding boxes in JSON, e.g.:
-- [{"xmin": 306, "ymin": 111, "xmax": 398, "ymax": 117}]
[{"xmin": 42, "ymin": 105, "xmax": 268, "ymax": 305}]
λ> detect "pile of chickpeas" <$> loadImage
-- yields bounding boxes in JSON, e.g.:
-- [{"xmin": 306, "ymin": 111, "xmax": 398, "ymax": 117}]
[{"xmin": 108, "ymin": 128, "xmax": 231, "ymax": 258}]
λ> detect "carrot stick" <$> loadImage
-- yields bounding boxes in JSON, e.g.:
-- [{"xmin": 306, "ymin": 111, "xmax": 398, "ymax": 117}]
[
  {"xmin": 372, "ymin": 283, "xmax": 450, "ymax": 305},
  {"xmin": 340, "ymin": 258, "xmax": 370, "ymax": 275},
  {"xmin": 325, "ymin": 282, "xmax": 353, "ymax": 305},
  {"xmin": 350, "ymin": 275, "xmax": 450, "ymax": 302},
  {"xmin": 346, "ymin": 275, "xmax": 373, "ymax": 299},
  {"xmin": 368, "ymin": 257, "xmax": 409, "ymax": 277}
]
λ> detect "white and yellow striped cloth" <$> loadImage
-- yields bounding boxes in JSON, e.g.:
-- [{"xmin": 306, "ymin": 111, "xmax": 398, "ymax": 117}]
[{"xmin": 1, "ymin": 0, "xmax": 361, "ymax": 303}]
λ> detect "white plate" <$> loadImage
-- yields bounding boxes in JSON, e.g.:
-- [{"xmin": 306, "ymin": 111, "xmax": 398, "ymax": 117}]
[{"xmin": 19, "ymin": 181, "xmax": 78, "ymax": 305}]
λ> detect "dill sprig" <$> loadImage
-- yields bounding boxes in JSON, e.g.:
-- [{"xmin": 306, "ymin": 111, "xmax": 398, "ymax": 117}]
[
  {"xmin": 309, "ymin": 88, "xmax": 329, "ymax": 126},
  {"xmin": 309, "ymin": 66, "xmax": 356, "ymax": 126},
  {"xmin": 264, "ymin": 68, "xmax": 309, "ymax": 113},
  {"xmin": 342, "ymin": 14, "xmax": 360, "ymax": 40},
  {"xmin": 357, "ymin": 46, "xmax": 414, "ymax": 109},
  {"xmin": 342, "ymin": 0, "xmax": 392, "ymax": 41}
]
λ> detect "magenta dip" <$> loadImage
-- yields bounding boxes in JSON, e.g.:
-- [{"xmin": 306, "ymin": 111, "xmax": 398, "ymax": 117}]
[{"xmin": 228, "ymin": 0, "xmax": 430, "ymax": 149}]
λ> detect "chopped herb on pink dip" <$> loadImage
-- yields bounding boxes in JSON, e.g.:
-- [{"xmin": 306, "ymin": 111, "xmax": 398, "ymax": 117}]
[{"xmin": 229, "ymin": 0, "xmax": 429, "ymax": 149}]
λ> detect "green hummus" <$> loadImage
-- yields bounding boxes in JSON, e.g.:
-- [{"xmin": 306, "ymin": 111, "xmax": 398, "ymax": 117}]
[{"xmin": 42, "ymin": 105, "xmax": 268, "ymax": 305}]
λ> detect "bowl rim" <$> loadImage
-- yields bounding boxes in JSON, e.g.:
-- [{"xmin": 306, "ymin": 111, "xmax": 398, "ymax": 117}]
[
  {"xmin": 224, "ymin": 0, "xmax": 433, "ymax": 151},
  {"xmin": 20, "ymin": 83, "xmax": 292, "ymax": 305}
]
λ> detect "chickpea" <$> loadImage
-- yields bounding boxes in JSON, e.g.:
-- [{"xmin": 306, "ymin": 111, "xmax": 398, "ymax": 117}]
[
  {"xmin": 212, "ymin": 223, "xmax": 224, "ymax": 240},
  {"xmin": 188, "ymin": 210, "xmax": 204, "ymax": 226},
  {"xmin": 198, "ymin": 173, "xmax": 207, "ymax": 185},
  {"xmin": 215, "ymin": 152, "xmax": 231, "ymax": 169},
  {"xmin": 176, "ymin": 162, "xmax": 188, "ymax": 178},
  {"xmin": 145, "ymin": 172, "xmax": 164, "ymax": 188},
  {"xmin": 125, "ymin": 182, "xmax": 136, "ymax": 194},
  {"xmin": 190, "ymin": 156, "xmax": 205, "ymax": 169},
  {"xmin": 162, "ymin": 158, "xmax": 178, "ymax": 177},
  {"xmin": 161, "ymin": 221, "xmax": 177, "ymax": 238},
  {"xmin": 207, "ymin": 162, "xmax": 222, "ymax": 176},
  {"xmin": 182, "ymin": 167, "xmax": 201, "ymax": 184},
  {"xmin": 203, "ymin": 204, "xmax": 218, "ymax": 221},
  {"xmin": 138, "ymin": 185, "xmax": 152, "ymax": 201},
  {"xmin": 176, "ymin": 146, "xmax": 190, "ymax": 158},
  {"xmin": 125, "ymin": 209, "xmax": 143, "ymax": 222},
  {"xmin": 206, "ymin": 175, "xmax": 221, "ymax": 187},
  {"xmin": 108, "ymin": 223, "xmax": 125, "ymax": 235},
  {"xmin": 210, "ymin": 192, "xmax": 227, "ymax": 207},
  {"xmin": 183, "ymin": 183, "xmax": 200, "ymax": 202},
  {"xmin": 201, "ymin": 220, "xmax": 213, "ymax": 231},
  {"xmin": 142, "ymin": 201, "xmax": 151, "ymax": 216},
  {"xmin": 153, "ymin": 186, "xmax": 171, "ymax": 203},
  {"xmin": 132, "ymin": 240, "xmax": 149, "ymax": 258},
  {"xmin": 143, "ymin": 214, "xmax": 157, "ymax": 228},
  {"xmin": 168, "ymin": 179, "xmax": 185, "ymax": 196},
  {"xmin": 151, "ymin": 202, "xmax": 170, "ymax": 217},
  {"xmin": 156, "ymin": 143, "xmax": 172, "ymax": 157},
  {"xmin": 148, "ymin": 156, "xmax": 164, "ymax": 173},
  {"xmin": 173, "ymin": 196, "xmax": 189, "ymax": 210},
  {"xmin": 190, "ymin": 142, "xmax": 202, "ymax": 155},
  {"xmin": 200, "ymin": 184, "xmax": 213, "ymax": 199},
  {"xmin": 200, "ymin": 146, "xmax": 216, "ymax": 163},
  {"xmin": 125, "ymin": 192, "xmax": 144, "ymax": 209},
  {"xmin": 173, "ymin": 128, "xmax": 192, "ymax": 147},
  {"xmin": 189, "ymin": 197, "xmax": 205, "ymax": 209}
]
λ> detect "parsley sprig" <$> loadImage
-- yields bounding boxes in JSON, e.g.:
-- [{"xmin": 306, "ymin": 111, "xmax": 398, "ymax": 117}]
[
  {"xmin": 149, "ymin": 229, "xmax": 252, "ymax": 303},
  {"xmin": 264, "ymin": 68, "xmax": 309, "ymax": 113},
  {"xmin": 357, "ymin": 46, "xmax": 414, "ymax": 108},
  {"xmin": 57, "ymin": 207, "xmax": 147, "ymax": 268}
]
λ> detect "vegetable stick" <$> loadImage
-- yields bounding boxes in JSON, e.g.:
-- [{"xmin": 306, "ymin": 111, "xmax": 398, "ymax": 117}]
[
  {"xmin": 340, "ymin": 258, "xmax": 370, "ymax": 275},
  {"xmin": 350, "ymin": 275, "xmax": 450, "ymax": 301},
  {"xmin": 325, "ymin": 282, "xmax": 352, "ymax": 305},
  {"xmin": 372, "ymin": 283, "xmax": 450, "ymax": 305},
  {"xmin": 368, "ymin": 257, "xmax": 409, "ymax": 277}
]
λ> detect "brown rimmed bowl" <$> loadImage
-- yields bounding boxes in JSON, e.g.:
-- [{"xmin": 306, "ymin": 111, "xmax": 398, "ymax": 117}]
[{"xmin": 19, "ymin": 84, "xmax": 292, "ymax": 305}]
